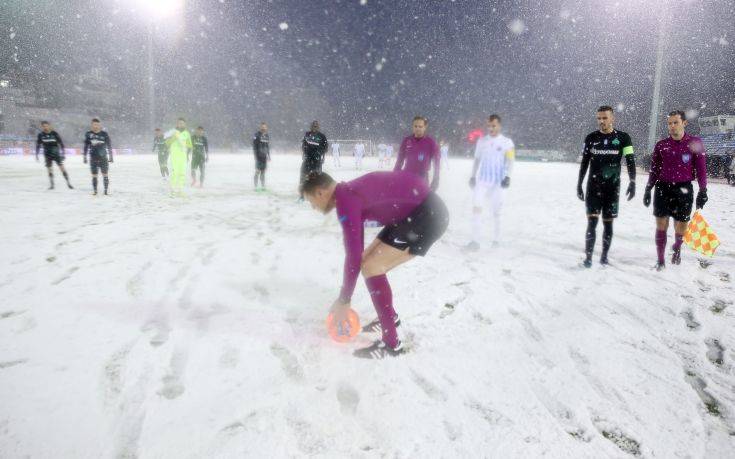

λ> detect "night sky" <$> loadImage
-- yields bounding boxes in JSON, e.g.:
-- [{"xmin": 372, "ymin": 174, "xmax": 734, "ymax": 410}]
[{"xmin": 1, "ymin": 0, "xmax": 734, "ymax": 150}]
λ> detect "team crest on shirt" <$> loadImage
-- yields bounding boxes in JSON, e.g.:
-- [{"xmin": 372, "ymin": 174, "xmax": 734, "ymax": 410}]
[
  {"xmin": 612, "ymin": 138, "xmax": 620, "ymax": 146},
  {"xmin": 682, "ymin": 153, "xmax": 691, "ymax": 163},
  {"xmin": 418, "ymin": 153, "xmax": 425, "ymax": 161}
]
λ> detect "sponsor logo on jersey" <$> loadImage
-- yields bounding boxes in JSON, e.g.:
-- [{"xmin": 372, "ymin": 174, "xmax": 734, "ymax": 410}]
[{"xmin": 590, "ymin": 148, "xmax": 618, "ymax": 155}]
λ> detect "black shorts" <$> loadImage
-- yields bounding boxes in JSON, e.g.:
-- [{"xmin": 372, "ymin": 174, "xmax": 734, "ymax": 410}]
[
  {"xmin": 191, "ymin": 155, "xmax": 206, "ymax": 170},
  {"xmin": 90, "ymin": 155, "xmax": 109, "ymax": 175},
  {"xmin": 256, "ymin": 159, "xmax": 267, "ymax": 171},
  {"xmin": 377, "ymin": 192, "xmax": 449, "ymax": 256},
  {"xmin": 44, "ymin": 152, "xmax": 63, "ymax": 168},
  {"xmin": 653, "ymin": 181, "xmax": 693, "ymax": 222},
  {"xmin": 585, "ymin": 180, "xmax": 620, "ymax": 219}
]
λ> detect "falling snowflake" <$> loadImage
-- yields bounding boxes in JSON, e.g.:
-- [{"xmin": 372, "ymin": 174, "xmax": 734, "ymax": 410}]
[
  {"xmin": 279, "ymin": 22, "xmax": 288, "ymax": 31},
  {"xmin": 685, "ymin": 109, "xmax": 699, "ymax": 120},
  {"xmin": 508, "ymin": 19, "xmax": 525, "ymax": 35}
]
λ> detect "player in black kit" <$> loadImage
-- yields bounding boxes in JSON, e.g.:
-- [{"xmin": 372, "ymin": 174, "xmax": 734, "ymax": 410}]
[
  {"xmin": 153, "ymin": 128, "xmax": 169, "ymax": 178},
  {"xmin": 83, "ymin": 118, "xmax": 113, "ymax": 195},
  {"xmin": 252, "ymin": 122, "xmax": 270, "ymax": 190},
  {"xmin": 299, "ymin": 120, "xmax": 328, "ymax": 200},
  {"xmin": 577, "ymin": 106, "xmax": 636, "ymax": 267},
  {"xmin": 36, "ymin": 121, "xmax": 73, "ymax": 190},
  {"xmin": 191, "ymin": 126, "xmax": 209, "ymax": 187}
]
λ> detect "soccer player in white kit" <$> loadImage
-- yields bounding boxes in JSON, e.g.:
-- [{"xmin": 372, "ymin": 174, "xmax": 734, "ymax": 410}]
[
  {"xmin": 466, "ymin": 114, "xmax": 515, "ymax": 251},
  {"xmin": 440, "ymin": 141, "xmax": 450, "ymax": 170},
  {"xmin": 332, "ymin": 142, "xmax": 341, "ymax": 167},
  {"xmin": 354, "ymin": 142, "xmax": 365, "ymax": 169}
]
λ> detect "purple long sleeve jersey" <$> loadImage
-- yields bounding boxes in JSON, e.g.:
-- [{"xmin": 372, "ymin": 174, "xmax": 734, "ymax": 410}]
[
  {"xmin": 334, "ymin": 171, "xmax": 430, "ymax": 302},
  {"xmin": 393, "ymin": 135, "xmax": 441, "ymax": 186},
  {"xmin": 647, "ymin": 133, "xmax": 707, "ymax": 189}
]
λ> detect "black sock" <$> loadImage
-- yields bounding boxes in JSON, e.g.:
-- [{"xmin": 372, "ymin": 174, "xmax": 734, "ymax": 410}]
[
  {"xmin": 585, "ymin": 217, "xmax": 599, "ymax": 260},
  {"xmin": 62, "ymin": 171, "xmax": 69, "ymax": 182},
  {"xmin": 601, "ymin": 220, "xmax": 613, "ymax": 259},
  {"xmin": 48, "ymin": 172, "xmax": 54, "ymax": 186},
  {"xmin": 254, "ymin": 172, "xmax": 258, "ymax": 188},
  {"xmin": 92, "ymin": 176, "xmax": 98, "ymax": 192},
  {"xmin": 103, "ymin": 176, "xmax": 109, "ymax": 192}
]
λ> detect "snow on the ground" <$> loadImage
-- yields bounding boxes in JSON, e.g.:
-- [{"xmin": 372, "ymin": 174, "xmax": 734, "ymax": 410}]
[{"xmin": 1, "ymin": 153, "xmax": 734, "ymax": 458}]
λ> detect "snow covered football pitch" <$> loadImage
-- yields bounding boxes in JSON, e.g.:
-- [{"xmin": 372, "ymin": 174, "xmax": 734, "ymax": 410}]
[{"xmin": 1, "ymin": 153, "xmax": 734, "ymax": 458}]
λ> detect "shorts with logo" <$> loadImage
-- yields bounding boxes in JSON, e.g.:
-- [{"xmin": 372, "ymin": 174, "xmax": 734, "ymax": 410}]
[
  {"xmin": 585, "ymin": 179, "xmax": 620, "ymax": 219},
  {"xmin": 44, "ymin": 151, "xmax": 64, "ymax": 168},
  {"xmin": 377, "ymin": 192, "xmax": 449, "ymax": 256},
  {"xmin": 653, "ymin": 181, "xmax": 694, "ymax": 222},
  {"xmin": 90, "ymin": 155, "xmax": 109, "ymax": 174}
]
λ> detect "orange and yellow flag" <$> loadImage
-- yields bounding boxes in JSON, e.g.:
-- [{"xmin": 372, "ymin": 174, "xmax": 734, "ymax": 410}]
[{"xmin": 684, "ymin": 211, "xmax": 720, "ymax": 257}]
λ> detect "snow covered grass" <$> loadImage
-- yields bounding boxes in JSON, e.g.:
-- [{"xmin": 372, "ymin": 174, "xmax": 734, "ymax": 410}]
[{"xmin": 1, "ymin": 154, "xmax": 734, "ymax": 458}]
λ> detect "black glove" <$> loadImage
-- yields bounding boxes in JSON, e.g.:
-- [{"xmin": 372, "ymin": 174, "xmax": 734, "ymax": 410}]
[
  {"xmin": 469, "ymin": 177, "xmax": 476, "ymax": 188},
  {"xmin": 576, "ymin": 183, "xmax": 584, "ymax": 201},
  {"xmin": 626, "ymin": 182, "xmax": 635, "ymax": 201},
  {"xmin": 501, "ymin": 176, "xmax": 510, "ymax": 188},
  {"xmin": 696, "ymin": 188, "xmax": 708, "ymax": 209},
  {"xmin": 83, "ymin": 157, "xmax": 88, "ymax": 164},
  {"xmin": 643, "ymin": 185, "xmax": 652, "ymax": 207}
]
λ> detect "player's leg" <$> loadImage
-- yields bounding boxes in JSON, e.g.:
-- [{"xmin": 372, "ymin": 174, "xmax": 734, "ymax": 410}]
[
  {"xmin": 599, "ymin": 185, "xmax": 619, "ymax": 264},
  {"xmin": 101, "ymin": 158, "xmax": 110, "ymax": 195},
  {"xmin": 670, "ymin": 182, "xmax": 693, "ymax": 265},
  {"xmin": 468, "ymin": 183, "xmax": 489, "ymax": 250},
  {"xmin": 653, "ymin": 183, "xmax": 674, "ymax": 268},
  {"xmin": 44, "ymin": 154, "xmax": 55, "ymax": 189},
  {"xmin": 90, "ymin": 158, "xmax": 99, "ymax": 195},
  {"xmin": 57, "ymin": 161, "xmax": 73, "ymax": 189},
  {"xmin": 489, "ymin": 185, "xmax": 504, "ymax": 245},
  {"xmin": 583, "ymin": 182, "xmax": 603, "ymax": 267},
  {"xmin": 190, "ymin": 157, "xmax": 198, "ymax": 186},
  {"xmin": 360, "ymin": 241, "xmax": 413, "ymax": 350}
]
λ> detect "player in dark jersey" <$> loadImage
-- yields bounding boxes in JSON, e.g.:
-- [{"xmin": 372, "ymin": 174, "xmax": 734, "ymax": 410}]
[
  {"xmin": 191, "ymin": 126, "xmax": 209, "ymax": 187},
  {"xmin": 83, "ymin": 118, "xmax": 113, "ymax": 196},
  {"xmin": 36, "ymin": 121, "xmax": 73, "ymax": 190},
  {"xmin": 577, "ymin": 106, "xmax": 636, "ymax": 267},
  {"xmin": 299, "ymin": 120, "xmax": 328, "ymax": 200},
  {"xmin": 153, "ymin": 128, "xmax": 169, "ymax": 178},
  {"xmin": 252, "ymin": 122, "xmax": 270, "ymax": 191}
]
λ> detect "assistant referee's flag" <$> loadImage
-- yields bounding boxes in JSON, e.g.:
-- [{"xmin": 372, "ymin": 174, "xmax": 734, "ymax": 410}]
[{"xmin": 684, "ymin": 211, "xmax": 721, "ymax": 257}]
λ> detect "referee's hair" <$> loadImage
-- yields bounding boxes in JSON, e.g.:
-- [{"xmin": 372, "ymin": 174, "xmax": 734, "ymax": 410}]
[
  {"xmin": 668, "ymin": 110, "xmax": 686, "ymax": 121},
  {"xmin": 597, "ymin": 105, "xmax": 614, "ymax": 113},
  {"xmin": 488, "ymin": 114, "xmax": 502, "ymax": 123},
  {"xmin": 301, "ymin": 171, "xmax": 335, "ymax": 195},
  {"xmin": 412, "ymin": 115, "xmax": 428, "ymax": 125}
]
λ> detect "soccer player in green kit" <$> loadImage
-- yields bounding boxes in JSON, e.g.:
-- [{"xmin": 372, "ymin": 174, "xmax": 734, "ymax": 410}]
[
  {"xmin": 577, "ymin": 106, "xmax": 636, "ymax": 267},
  {"xmin": 165, "ymin": 118, "xmax": 193, "ymax": 194},
  {"xmin": 153, "ymin": 128, "xmax": 168, "ymax": 178},
  {"xmin": 191, "ymin": 126, "xmax": 209, "ymax": 187}
]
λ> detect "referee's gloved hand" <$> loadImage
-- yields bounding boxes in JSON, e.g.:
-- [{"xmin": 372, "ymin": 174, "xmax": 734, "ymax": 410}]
[
  {"xmin": 501, "ymin": 176, "xmax": 510, "ymax": 188},
  {"xmin": 469, "ymin": 177, "xmax": 476, "ymax": 189},
  {"xmin": 626, "ymin": 182, "xmax": 636, "ymax": 201},
  {"xmin": 696, "ymin": 188, "xmax": 708, "ymax": 209},
  {"xmin": 643, "ymin": 185, "xmax": 652, "ymax": 207},
  {"xmin": 576, "ymin": 183, "xmax": 584, "ymax": 201}
]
